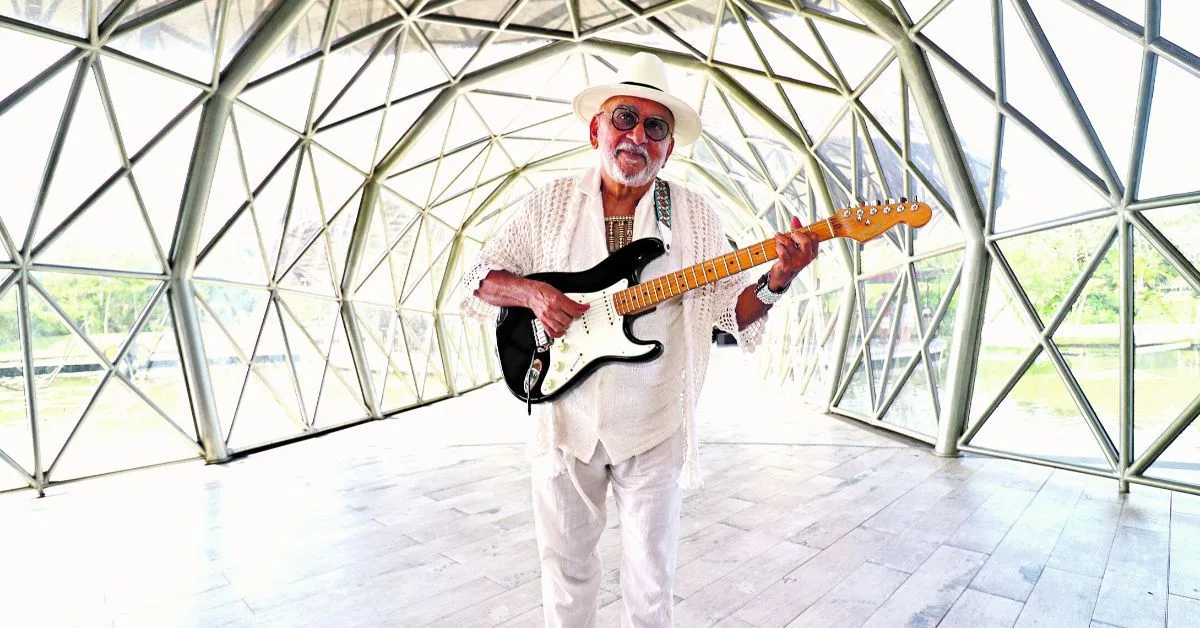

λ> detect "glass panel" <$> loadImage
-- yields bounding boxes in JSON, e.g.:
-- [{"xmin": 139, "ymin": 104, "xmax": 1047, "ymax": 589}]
[
  {"xmin": 922, "ymin": 0, "xmax": 995, "ymax": 88},
  {"xmin": 879, "ymin": 282, "xmax": 918, "ymax": 397},
  {"xmin": 970, "ymin": 269, "xmax": 1040, "ymax": 425},
  {"xmin": 929, "ymin": 56, "xmax": 995, "ymax": 208},
  {"xmin": 998, "ymin": 217, "xmax": 1115, "ymax": 326},
  {"xmin": 1140, "ymin": 204, "xmax": 1200, "ymax": 273},
  {"xmin": 578, "ymin": 0, "xmax": 627, "ymax": 30},
  {"xmin": 713, "ymin": 1, "xmax": 768, "ymax": 74},
  {"xmin": 122, "ymin": 295, "xmax": 195, "ymax": 439},
  {"xmin": 323, "ymin": 34, "xmax": 398, "ymax": 125},
  {"xmin": 233, "ymin": 105, "xmax": 301, "ymax": 193},
  {"xmin": 195, "ymin": 283, "xmax": 270, "ymax": 358},
  {"xmin": 99, "ymin": 53, "xmax": 202, "ymax": 157},
  {"xmin": 882, "ymin": 357, "xmax": 938, "ymax": 437},
  {"xmin": 402, "ymin": 310, "xmax": 446, "ymax": 400},
  {"xmin": 506, "ymin": 0, "xmax": 570, "ymax": 30},
  {"xmin": 28, "ymin": 289, "xmax": 106, "ymax": 468},
  {"xmin": 906, "ymin": 92, "xmax": 950, "ymax": 206},
  {"xmin": 0, "ymin": 285, "xmax": 33, "ymax": 476},
  {"xmin": 654, "ymin": 0, "xmax": 720, "ymax": 58},
  {"xmin": 250, "ymin": 153, "xmax": 301, "ymax": 274},
  {"xmin": 1000, "ymin": 0, "xmax": 1105, "ymax": 180},
  {"xmin": 971, "ymin": 353, "xmax": 1111, "ymax": 470},
  {"xmin": 837, "ymin": 360, "xmax": 872, "ymax": 416},
  {"xmin": 227, "ymin": 303, "xmax": 304, "ymax": 449},
  {"xmin": 1137, "ymin": 56, "xmax": 1200, "ymax": 199},
  {"xmin": 1133, "ymin": 228, "xmax": 1200, "ymax": 459},
  {"xmin": 757, "ymin": 4, "xmax": 844, "ymax": 82},
  {"xmin": 49, "ymin": 378, "xmax": 198, "ymax": 481},
  {"xmin": 1145, "ymin": 410, "xmax": 1200, "ymax": 487},
  {"xmin": 318, "ymin": 110, "xmax": 382, "ymax": 173},
  {"xmin": 276, "ymin": 153, "xmax": 325, "ymax": 276},
  {"xmin": 240, "ymin": 60, "xmax": 320, "ymax": 132},
  {"xmin": 311, "ymin": 30, "xmax": 389, "ymax": 124},
  {"xmin": 859, "ymin": 58, "xmax": 903, "ymax": 147},
  {"xmin": 0, "ymin": 26, "xmax": 75, "ymax": 103},
  {"xmin": 279, "ymin": 236, "xmax": 337, "ymax": 298},
  {"xmin": 911, "ymin": 180, "xmax": 964, "ymax": 256},
  {"xmin": 40, "ymin": 178, "xmax": 163, "ymax": 273},
  {"xmin": 279, "ymin": 293, "xmax": 340, "ymax": 420},
  {"xmin": 314, "ymin": 320, "xmax": 366, "ymax": 426},
  {"xmin": 326, "ymin": 199, "xmax": 358, "ymax": 284},
  {"xmin": 993, "ymin": 117, "xmax": 1111, "ymax": 234},
  {"xmin": 418, "ymin": 21, "xmax": 486, "ymax": 80},
  {"xmin": 194, "ymin": 284, "xmax": 268, "ymax": 428},
  {"xmin": 357, "ymin": 303, "xmax": 417, "ymax": 412},
  {"xmin": 330, "ymin": 0, "xmax": 399, "ymax": 40},
  {"xmin": 195, "ymin": 210, "xmax": 269, "ymax": 285},
  {"xmin": 1035, "ymin": 0, "xmax": 1142, "ymax": 186},
  {"xmin": 132, "ymin": 109, "xmax": 200, "ymax": 253},
  {"xmin": 388, "ymin": 27, "xmax": 449, "ymax": 103},
  {"xmin": 36, "ymin": 273, "xmax": 158, "ymax": 354},
  {"xmin": 1054, "ymin": 241, "xmax": 1121, "ymax": 447},
  {"xmin": 783, "ymin": 84, "xmax": 846, "ymax": 144},
  {"xmin": 219, "ymin": 1, "xmax": 275, "ymax": 70},
  {"xmin": 0, "ymin": 0, "xmax": 85, "ymax": 37},
  {"xmin": 866, "ymin": 279, "xmax": 900, "ymax": 404},
  {"xmin": 812, "ymin": 19, "xmax": 891, "ymax": 90},
  {"xmin": 1161, "ymin": 0, "xmax": 1200, "ymax": 57},
  {"xmin": 310, "ymin": 145, "xmax": 364, "ymax": 225},
  {"xmin": 249, "ymin": 1, "xmax": 329, "ymax": 81},
  {"xmin": 107, "ymin": 0, "xmax": 221, "ymax": 83},
  {"xmin": 35, "ymin": 67, "xmax": 125, "ymax": 249},
  {"xmin": 197, "ymin": 122, "xmax": 251, "ymax": 254},
  {"xmin": 0, "ymin": 58, "xmax": 73, "ymax": 250}
]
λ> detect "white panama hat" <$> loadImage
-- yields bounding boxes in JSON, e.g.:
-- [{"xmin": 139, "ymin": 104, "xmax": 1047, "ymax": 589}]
[{"xmin": 572, "ymin": 52, "xmax": 702, "ymax": 147}]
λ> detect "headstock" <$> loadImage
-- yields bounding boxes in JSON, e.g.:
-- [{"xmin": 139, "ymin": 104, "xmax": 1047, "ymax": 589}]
[{"xmin": 831, "ymin": 198, "xmax": 932, "ymax": 243}]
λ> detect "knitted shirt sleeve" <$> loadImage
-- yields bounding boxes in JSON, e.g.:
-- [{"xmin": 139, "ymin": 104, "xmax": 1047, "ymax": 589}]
[
  {"xmin": 458, "ymin": 193, "xmax": 541, "ymax": 323},
  {"xmin": 693, "ymin": 194, "xmax": 765, "ymax": 352}
]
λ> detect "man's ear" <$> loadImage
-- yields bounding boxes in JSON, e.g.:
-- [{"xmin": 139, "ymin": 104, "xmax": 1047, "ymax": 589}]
[
  {"xmin": 664, "ymin": 137, "xmax": 675, "ymax": 162},
  {"xmin": 589, "ymin": 115, "xmax": 600, "ymax": 149}
]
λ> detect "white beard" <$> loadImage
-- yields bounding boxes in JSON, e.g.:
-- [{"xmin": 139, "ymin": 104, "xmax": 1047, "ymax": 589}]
[{"xmin": 600, "ymin": 142, "xmax": 665, "ymax": 187}]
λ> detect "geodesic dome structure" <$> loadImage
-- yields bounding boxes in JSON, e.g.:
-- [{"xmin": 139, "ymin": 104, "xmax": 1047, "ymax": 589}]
[{"xmin": 0, "ymin": 0, "xmax": 1197, "ymax": 495}]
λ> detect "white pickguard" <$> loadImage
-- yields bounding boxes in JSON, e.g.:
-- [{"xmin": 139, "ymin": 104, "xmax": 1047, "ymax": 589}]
[{"xmin": 538, "ymin": 280, "xmax": 657, "ymax": 396}]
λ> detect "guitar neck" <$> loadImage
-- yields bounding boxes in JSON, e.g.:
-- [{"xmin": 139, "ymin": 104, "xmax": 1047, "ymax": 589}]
[{"xmin": 612, "ymin": 220, "xmax": 838, "ymax": 315}]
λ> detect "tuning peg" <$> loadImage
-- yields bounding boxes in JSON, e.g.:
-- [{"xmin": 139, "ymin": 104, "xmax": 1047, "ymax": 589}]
[{"xmin": 900, "ymin": 196, "xmax": 908, "ymax": 203}]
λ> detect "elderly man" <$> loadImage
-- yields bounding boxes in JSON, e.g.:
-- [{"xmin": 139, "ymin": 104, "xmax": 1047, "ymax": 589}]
[{"xmin": 460, "ymin": 52, "xmax": 819, "ymax": 627}]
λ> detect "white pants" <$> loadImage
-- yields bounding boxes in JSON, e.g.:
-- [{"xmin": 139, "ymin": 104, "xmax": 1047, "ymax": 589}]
[{"xmin": 533, "ymin": 431, "xmax": 684, "ymax": 628}]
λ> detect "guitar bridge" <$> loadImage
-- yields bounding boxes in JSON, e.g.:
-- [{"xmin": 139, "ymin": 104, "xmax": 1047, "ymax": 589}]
[{"xmin": 531, "ymin": 319, "xmax": 552, "ymax": 352}]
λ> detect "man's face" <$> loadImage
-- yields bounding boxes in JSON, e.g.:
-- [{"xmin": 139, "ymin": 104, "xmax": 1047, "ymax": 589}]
[{"xmin": 590, "ymin": 95, "xmax": 676, "ymax": 188}]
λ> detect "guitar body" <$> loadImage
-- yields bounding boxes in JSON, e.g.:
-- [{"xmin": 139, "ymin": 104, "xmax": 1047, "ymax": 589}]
[{"xmin": 496, "ymin": 238, "xmax": 667, "ymax": 404}]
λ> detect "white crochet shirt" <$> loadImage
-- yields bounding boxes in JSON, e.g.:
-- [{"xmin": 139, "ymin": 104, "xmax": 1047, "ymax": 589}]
[{"xmin": 460, "ymin": 167, "xmax": 765, "ymax": 490}]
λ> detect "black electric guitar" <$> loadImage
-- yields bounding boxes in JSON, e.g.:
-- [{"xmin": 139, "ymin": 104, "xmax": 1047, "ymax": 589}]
[{"xmin": 496, "ymin": 200, "xmax": 932, "ymax": 407}]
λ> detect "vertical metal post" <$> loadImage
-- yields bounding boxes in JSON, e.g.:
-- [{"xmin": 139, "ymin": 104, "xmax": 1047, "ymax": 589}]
[
  {"xmin": 1118, "ymin": 216, "xmax": 1133, "ymax": 492},
  {"xmin": 17, "ymin": 273, "xmax": 45, "ymax": 494},
  {"xmin": 340, "ymin": 183, "xmax": 382, "ymax": 417},
  {"xmin": 839, "ymin": 0, "xmax": 992, "ymax": 456},
  {"xmin": 170, "ymin": 0, "xmax": 320, "ymax": 462}
]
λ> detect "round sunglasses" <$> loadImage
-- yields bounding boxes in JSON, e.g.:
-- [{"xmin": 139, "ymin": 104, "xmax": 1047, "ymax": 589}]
[{"xmin": 608, "ymin": 106, "xmax": 672, "ymax": 142}]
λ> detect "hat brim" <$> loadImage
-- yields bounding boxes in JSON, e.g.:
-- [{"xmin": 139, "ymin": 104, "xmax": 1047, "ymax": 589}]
[{"xmin": 573, "ymin": 84, "xmax": 702, "ymax": 147}]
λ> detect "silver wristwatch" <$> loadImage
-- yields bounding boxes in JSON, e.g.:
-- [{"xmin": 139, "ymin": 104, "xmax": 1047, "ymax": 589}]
[{"xmin": 754, "ymin": 272, "xmax": 787, "ymax": 305}]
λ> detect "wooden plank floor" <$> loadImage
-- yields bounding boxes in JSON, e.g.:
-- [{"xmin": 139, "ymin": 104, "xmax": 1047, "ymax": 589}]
[{"xmin": 1, "ymin": 348, "xmax": 1198, "ymax": 627}]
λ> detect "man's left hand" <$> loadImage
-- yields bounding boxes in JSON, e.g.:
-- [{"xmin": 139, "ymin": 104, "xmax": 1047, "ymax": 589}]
[{"xmin": 768, "ymin": 215, "xmax": 819, "ymax": 291}]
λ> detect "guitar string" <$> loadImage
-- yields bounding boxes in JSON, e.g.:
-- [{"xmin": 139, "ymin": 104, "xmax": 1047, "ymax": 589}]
[
  {"xmin": 569, "ymin": 208, "xmax": 909, "ymax": 314},
  {"xmin": 572, "ymin": 218, "xmax": 851, "ymax": 314}
]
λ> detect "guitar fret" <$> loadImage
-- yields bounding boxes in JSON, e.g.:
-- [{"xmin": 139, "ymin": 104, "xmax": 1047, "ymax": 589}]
[
  {"xmin": 734, "ymin": 250, "xmax": 744, "ymax": 272},
  {"xmin": 721, "ymin": 255, "xmax": 730, "ymax": 276}
]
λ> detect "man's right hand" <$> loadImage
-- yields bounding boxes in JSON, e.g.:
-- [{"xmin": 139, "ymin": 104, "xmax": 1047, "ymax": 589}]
[{"xmin": 526, "ymin": 282, "xmax": 588, "ymax": 338}]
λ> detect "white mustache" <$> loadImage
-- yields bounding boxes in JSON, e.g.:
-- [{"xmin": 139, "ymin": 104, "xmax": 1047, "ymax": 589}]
[{"xmin": 614, "ymin": 143, "xmax": 648, "ymax": 159}]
